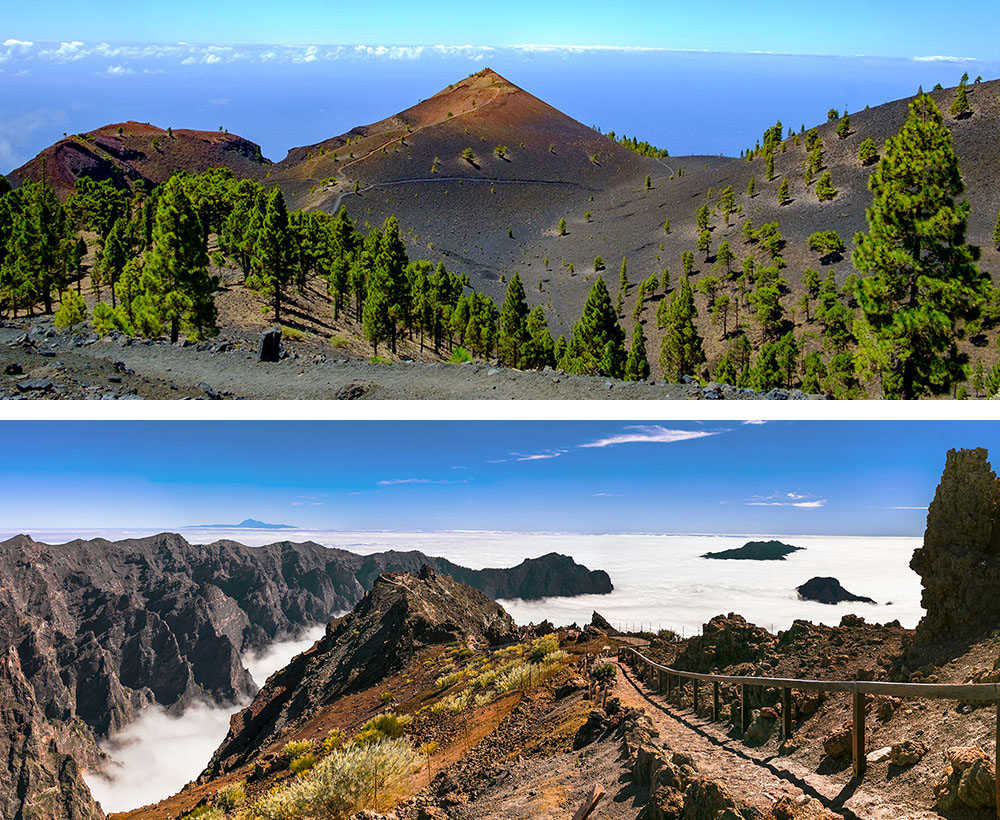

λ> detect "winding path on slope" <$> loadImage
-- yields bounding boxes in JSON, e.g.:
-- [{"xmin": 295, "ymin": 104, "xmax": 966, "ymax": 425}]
[{"xmin": 613, "ymin": 661, "xmax": 943, "ymax": 820}]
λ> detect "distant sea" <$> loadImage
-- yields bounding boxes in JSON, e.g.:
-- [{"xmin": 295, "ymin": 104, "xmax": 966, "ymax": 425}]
[
  {"xmin": 3, "ymin": 48, "xmax": 999, "ymax": 172},
  {"xmin": 11, "ymin": 527, "xmax": 924, "ymax": 634}
]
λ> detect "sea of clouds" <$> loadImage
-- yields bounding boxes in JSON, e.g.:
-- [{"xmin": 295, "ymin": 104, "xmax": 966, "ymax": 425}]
[{"xmin": 52, "ymin": 528, "xmax": 922, "ymax": 812}]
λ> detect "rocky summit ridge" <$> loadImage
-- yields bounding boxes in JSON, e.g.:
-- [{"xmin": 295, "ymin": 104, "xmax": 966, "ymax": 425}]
[{"xmin": 202, "ymin": 565, "xmax": 520, "ymax": 777}]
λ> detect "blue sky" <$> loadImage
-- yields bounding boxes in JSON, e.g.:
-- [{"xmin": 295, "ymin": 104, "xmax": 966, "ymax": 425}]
[
  {"xmin": 3, "ymin": 4, "xmax": 996, "ymax": 170},
  {"xmin": 0, "ymin": 421, "xmax": 996, "ymax": 535},
  {"xmin": 4, "ymin": 1, "xmax": 998, "ymax": 59}
]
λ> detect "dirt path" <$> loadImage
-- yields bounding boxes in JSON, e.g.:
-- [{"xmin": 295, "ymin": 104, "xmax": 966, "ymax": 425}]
[
  {"xmin": 0, "ymin": 322, "xmax": 822, "ymax": 400},
  {"xmin": 613, "ymin": 663, "xmax": 943, "ymax": 820}
]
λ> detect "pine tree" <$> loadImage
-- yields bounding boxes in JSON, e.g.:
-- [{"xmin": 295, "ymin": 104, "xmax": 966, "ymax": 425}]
[
  {"xmin": 765, "ymin": 151, "xmax": 775, "ymax": 181},
  {"xmin": 498, "ymin": 271, "xmax": 529, "ymax": 367},
  {"xmin": 777, "ymin": 177, "xmax": 790, "ymax": 205},
  {"xmin": 746, "ymin": 176, "xmax": 756, "ymax": 198},
  {"xmin": 523, "ymin": 306, "xmax": 555, "ymax": 370},
  {"xmin": 950, "ymin": 79, "xmax": 971, "ymax": 118},
  {"xmin": 858, "ymin": 138, "xmax": 879, "ymax": 166},
  {"xmin": 376, "ymin": 216, "xmax": 410, "ymax": 353},
  {"xmin": 696, "ymin": 204, "xmax": 710, "ymax": 232},
  {"xmin": 713, "ymin": 240, "xmax": 734, "ymax": 275},
  {"xmin": 624, "ymin": 322, "xmax": 650, "ymax": 381},
  {"xmin": 697, "ymin": 229, "xmax": 711, "ymax": 261},
  {"xmin": 659, "ymin": 275, "xmax": 705, "ymax": 381},
  {"xmin": 140, "ymin": 175, "xmax": 216, "ymax": 342},
  {"xmin": 98, "ymin": 216, "xmax": 129, "ymax": 308},
  {"xmin": 815, "ymin": 172, "xmax": 837, "ymax": 202},
  {"xmin": 557, "ymin": 217, "xmax": 567, "ymax": 236},
  {"xmin": 562, "ymin": 276, "xmax": 626, "ymax": 378},
  {"xmin": 853, "ymin": 91, "xmax": 990, "ymax": 398},
  {"xmin": 618, "ymin": 256, "xmax": 628, "ymax": 294},
  {"xmin": 992, "ymin": 210, "xmax": 1000, "ymax": 250},
  {"xmin": 247, "ymin": 186, "xmax": 295, "ymax": 323},
  {"xmin": 836, "ymin": 115, "xmax": 851, "ymax": 139}
]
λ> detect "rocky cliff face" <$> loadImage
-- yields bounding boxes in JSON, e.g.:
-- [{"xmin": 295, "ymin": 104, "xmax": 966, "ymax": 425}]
[
  {"xmin": 202, "ymin": 566, "xmax": 520, "ymax": 777},
  {"xmin": 0, "ymin": 533, "xmax": 609, "ymax": 819},
  {"xmin": 0, "ymin": 647, "xmax": 105, "ymax": 820},
  {"xmin": 911, "ymin": 447, "xmax": 1000, "ymax": 645}
]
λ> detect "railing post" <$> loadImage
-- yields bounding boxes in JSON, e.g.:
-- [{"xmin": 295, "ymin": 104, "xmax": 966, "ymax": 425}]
[
  {"xmin": 667, "ymin": 673, "xmax": 672, "ymax": 698},
  {"xmin": 993, "ymin": 700, "xmax": 1000, "ymax": 818},
  {"xmin": 712, "ymin": 681, "xmax": 720, "ymax": 722},
  {"xmin": 782, "ymin": 687, "xmax": 792, "ymax": 740},
  {"xmin": 693, "ymin": 679, "xmax": 700, "ymax": 715},
  {"xmin": 852, "ymin": 690, "xmax": 866, "ymax": 779},
  {"xmin": 740, "ymin": 684, "xmax": 750, "ymax": 734}
]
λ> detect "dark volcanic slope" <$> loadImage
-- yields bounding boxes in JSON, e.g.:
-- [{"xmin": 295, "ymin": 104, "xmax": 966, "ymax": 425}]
[
  {"xmin": 6, "ymin": 122, "xmax": 269, "ymax": 197},
  {"xmin": 0, "ymin": 532, "xmax": 608, "ymax": 820},
  {"xmin": 202, "ymin": 566, "xmax": 520, "ymax": 777}
]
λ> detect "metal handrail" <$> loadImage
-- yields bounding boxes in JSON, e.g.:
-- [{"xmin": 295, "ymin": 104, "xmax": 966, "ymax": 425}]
[{"xmin": 623, "ymin": 646, "xmax": 1000, "ymax": 700}]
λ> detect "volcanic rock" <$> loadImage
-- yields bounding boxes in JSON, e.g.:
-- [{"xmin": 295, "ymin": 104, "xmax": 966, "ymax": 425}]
[
  {"xmin": 796, "ymin": 577, "xmax": 876, "ymax": 605},
  {"xmin": 911, "ymin": 447, "xmax": 1000, "ymax": 645},
  {"xmin": 203, "ymin": 567, "xmax": 519, "ymax": 776},
  {"xmin": 934, "ymin": 746, "xmax": 996, "ymax": 810},
  {"xmin": 672, "ymin": 614, "xmax": 774, "ymax": 672},
  {"xmin": 701, "ymin": 540, "xmax": 804, "ymax": 560}
]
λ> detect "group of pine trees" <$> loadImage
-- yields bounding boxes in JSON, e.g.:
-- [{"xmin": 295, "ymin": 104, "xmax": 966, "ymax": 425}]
[{"xmin": 1, "ymin": 75, "xmax": 997, "ymax": 397}]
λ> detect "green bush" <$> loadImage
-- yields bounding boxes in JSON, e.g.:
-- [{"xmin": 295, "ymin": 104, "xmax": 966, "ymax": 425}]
[
  {"xmin": 53, "ymin": 291, "xmax": 87, "ymax": 329},
  {"xmin": 213, "ymin": 780, "xmax": 246, "ymax": 810},
  {"xmin": 529, "ymin": 633, "xmax": 560, "ymax": 661},
  {"xmin": 448, "ymin": 346, "xmax": 472, "ymax": 364},
  {"xmin": 290, "ymin": 752, "xmax": 317, "ymax": 776},
  {"xmin": 283, "ymin": 739, "xmax": 314, "ymax": 760},
  {"xmin": 252, "ymin": 737, "xmax": 420, "ymax": 820}
]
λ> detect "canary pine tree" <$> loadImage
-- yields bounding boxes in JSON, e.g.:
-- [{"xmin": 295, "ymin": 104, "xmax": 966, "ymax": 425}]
[
  {"xmin": 140, "ymin": 175, "xmax": 216, "ymax": 342},
  {"xmin": 853, "ymin": 91, "xmax": 989, "ymax": 398}
]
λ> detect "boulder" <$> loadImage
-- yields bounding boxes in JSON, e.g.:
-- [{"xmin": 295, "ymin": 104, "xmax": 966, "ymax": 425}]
[
  {"xmin": 257, "ymin": 326, "xmax": 282, "ymax": 362},
  {"xmin": 646, "ymin": 785, "xmax": 685, "ymax": 820},
  {"xmin": 745, "ymin": 708, "xmax": 777, "ymax": 745},
  {"xmin": 681, "ymin": 776, "xmax": 739, "ymax": 819},
  {"xmin": 934, "ymin": 746, "xmax": 996, "ymax": 810},
  {"xmin": 890, "ymin": 739, "xmax": 927, "ymax": 766},
  {"xmin": 822, "ymin": 724, "xmax": 852, "ymax": 758},
  {"xmin": 672, "ymin": 614, "xmax": 774, "ymax": 672},
  {"xmin": 866, "ymin": 746, "xmax": 892, "ymax": 765},
  {"xmin": 573, "ymin": 708, "xmax": 610, "ymax": 749}
]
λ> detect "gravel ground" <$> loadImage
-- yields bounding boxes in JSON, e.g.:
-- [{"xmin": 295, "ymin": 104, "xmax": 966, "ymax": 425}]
[{"xmin": 0, "ymin": 320, "xmax": 824, "ymax": 401}]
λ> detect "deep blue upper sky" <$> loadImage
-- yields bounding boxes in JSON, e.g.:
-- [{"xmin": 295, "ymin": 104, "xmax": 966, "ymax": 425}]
[
  {"xmin": 1, "ymin": 421, "xmax": 995, "ymax": 535},
  {"xmin": 5, "ymin": 1, "xmax": 998, "ymax": 58}
]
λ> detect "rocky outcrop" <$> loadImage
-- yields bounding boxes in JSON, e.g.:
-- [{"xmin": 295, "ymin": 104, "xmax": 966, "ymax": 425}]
[
  {"xmin": 795, "ymin": 577, "xmax": 876, "ymax": 605},
  {"xmin": 702, "ymin": 540, "xmax": 803, "ymax": 561},
  {"xmin": 911, "ymin": 447, "xmax": 1000, "ymax": 645},
  {"xmin": 0, "ymin": 647, "xmax": 105, "ymax": 820},
  {"xmin": 672, "ymin": 614, "xmax": 774, "ymax": 673},
  {"xmin": 203, "ymin": 567, "xmax": 519, "ymax": 777},
  {"xmin": 934, "ymin": 746, "xmax": 996, "ymax": 810}
]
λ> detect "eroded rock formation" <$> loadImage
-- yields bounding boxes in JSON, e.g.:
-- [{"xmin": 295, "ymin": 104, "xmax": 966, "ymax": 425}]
[{"xmin": 910, "ymin": 447, "xmax": 1000, "ymax": 644}]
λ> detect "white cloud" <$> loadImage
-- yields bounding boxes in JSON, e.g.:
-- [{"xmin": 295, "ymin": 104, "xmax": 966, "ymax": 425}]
[
  {"xmin": 511, "ymin": 449, "xmax": 566, "ymax": 462},
  {"xmin": 580, "ymin": 425, "xmax": 722, "ymax": 449},
  {"xmin": 742, "ymin": 420, "xmax": 768, "ymax": 425},
  {"xmin": 205, "ymin": 53, "xmax": 221, "ymax": 64},
  {"xmin": 376, "ymin": 478, "xmax": 463, "ymax": 486},
  {"xmin": 593, "ymin": 492, "xmax": 622, "ymax": 497},
  {"xmin": 912, "ymin": 55, "xmax": 979, "ymax": 63},
  {"xmin": 3, "ymin": 39, "xmax": 33, "ymax": 48},
  {"xmin": 871, "ymin": 505, "xmax": 928, "ymax": 510},
  {"xmin": 103, "ymin": 65, "xmax": 133, "ymax": 76},
  {"xmin": 744, "ymin": 492, "xmax": 826, "ymax": 508}
]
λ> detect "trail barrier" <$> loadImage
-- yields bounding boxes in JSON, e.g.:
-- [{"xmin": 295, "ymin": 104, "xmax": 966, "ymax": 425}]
[{"xmin": 619, "ymin": 644, "xmax": 1000, "ymax": 816}]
